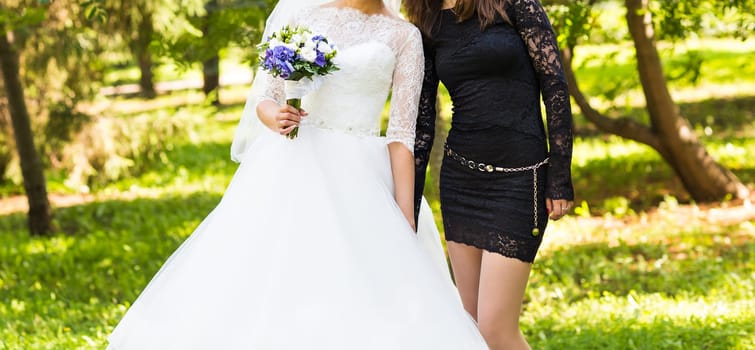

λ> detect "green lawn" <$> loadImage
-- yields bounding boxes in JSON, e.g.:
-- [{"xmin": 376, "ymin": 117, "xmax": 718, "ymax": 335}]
[{"xmin": 1, "ymin": 38, "xmax": 754, "ymax": 349}]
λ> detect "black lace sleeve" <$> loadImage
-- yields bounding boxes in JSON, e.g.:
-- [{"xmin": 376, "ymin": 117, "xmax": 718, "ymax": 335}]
[
  {"xmin": 511, "ymin": 0, "xmax": 575, "ymax": 201},
  {"xmin": 413, "ymin": 42, "xmax": 440, "ymax": 222}
]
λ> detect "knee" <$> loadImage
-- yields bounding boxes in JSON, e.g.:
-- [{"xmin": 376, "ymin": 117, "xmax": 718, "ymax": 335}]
[{"xmin": 477, "ymin": 317, "xmax": 523, "ymax": 349}]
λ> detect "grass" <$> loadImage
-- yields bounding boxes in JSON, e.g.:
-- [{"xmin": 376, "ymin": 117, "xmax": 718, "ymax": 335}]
[
  {"xmin": 524, "ymin": 214, "xmax": 755, "ymax": 349},
  {"xmin": 2, "ymin": 190, "xmax": 752, "ymax": 349},
  {"xmin": 1, "ymin": 37, "xmax": 754, "ymax": 348},
  {"xmin": 0, "ymin": 193, "xmax": 220, "ymax": 349}
]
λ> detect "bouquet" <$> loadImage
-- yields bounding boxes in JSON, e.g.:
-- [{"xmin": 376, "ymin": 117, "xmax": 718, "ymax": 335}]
[{"xmin": 258, "ymin": 25, "xmax": 339, "ymax": 139}]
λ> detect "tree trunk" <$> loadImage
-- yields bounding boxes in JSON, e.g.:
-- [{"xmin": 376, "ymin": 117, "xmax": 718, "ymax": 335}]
[
  {"xmin": 202, "ymin": 0, "xmax": 220, "ymax": 105},
  {"xmin": 133, "ymin": 12, "xmax": 156, "ymax": 99},
  {"xmin": 137, "ymin": 51, "xmax": 155, "ymax": 99},
  {"xmin": 624, "ymin": 0, "xmax": 748, "ymax": 201},
  {"xmin": 0, "ymin": 80, "xmax": 11, "ymax": 178},
  {"xmin": 561, "ymin": 46, "xmax": 670, "ymax": 159},
  {"xmin": 202, "ymin": 56, "xmax": 220, "ymax": 105},
  {"xmin": 0, "ymin": 31, "xmax": 52, "ymax": 235}
]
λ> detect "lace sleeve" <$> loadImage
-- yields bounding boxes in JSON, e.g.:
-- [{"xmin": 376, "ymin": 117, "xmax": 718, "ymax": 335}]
[
  {"xmin": 512, "ymin": 0, "xmax": 574, "ymax": 201},
  {"xmin": 413, "ymin": 42, "xmax": 440, "ymax": 222},
  {"xmin": 386, "ymin": 26, "xmax": 424, "ymax": 154},
  {"xmin": 257, "ymin": 72, "xmax": 285, "ymax": 105}
]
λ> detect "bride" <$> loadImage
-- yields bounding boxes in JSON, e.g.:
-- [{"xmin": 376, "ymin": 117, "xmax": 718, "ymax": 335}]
[{"xmin": 106, "ymin": 0, "xmax": 489, "ymax": 349}]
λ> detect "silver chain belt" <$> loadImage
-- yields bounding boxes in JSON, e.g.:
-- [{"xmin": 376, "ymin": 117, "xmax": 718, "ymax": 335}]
[{"xmin": 444, "ymin": 144, "xmax": 549, "ymax": 236}]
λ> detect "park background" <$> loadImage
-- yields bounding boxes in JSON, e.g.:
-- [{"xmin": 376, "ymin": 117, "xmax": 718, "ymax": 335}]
[{"xmin": 0, "ymin": 0, "xmax": 753, "ymax": 348}]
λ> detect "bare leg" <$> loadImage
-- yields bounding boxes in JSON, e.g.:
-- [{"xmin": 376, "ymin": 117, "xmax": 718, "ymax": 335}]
[
  {"xmin": 477, "ymin": 251, "xmax": 533, "ymax": 350},
  {"xmin": 446, "ymin": 241, "xmax": 483, "ymax": 320}
]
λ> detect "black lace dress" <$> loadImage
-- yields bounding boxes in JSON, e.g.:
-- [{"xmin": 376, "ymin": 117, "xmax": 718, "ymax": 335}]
[{"xmin": 414, "ymin": 0, "xmax": 574, "ymax": 263}]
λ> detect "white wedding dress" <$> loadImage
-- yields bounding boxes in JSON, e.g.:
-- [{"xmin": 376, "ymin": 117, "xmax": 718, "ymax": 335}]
[{"xmin": 107, "ymin": 6, "xmax": 488, "ymax": 350}]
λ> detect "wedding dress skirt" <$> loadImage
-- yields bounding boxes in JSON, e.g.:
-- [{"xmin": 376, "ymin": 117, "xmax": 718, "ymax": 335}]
[
  {"xmin": 107, "ymin": 126, "xmax": 489, "ymax": 349},
  {"xmin": 109, "ymin": 6, "xmax": 489, "ymax": 348}
]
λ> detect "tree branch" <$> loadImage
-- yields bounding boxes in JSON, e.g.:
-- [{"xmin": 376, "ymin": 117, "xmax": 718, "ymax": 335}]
[{"xmin": 561, "ymin": 46, "xmax": 671, "ymax": 159}]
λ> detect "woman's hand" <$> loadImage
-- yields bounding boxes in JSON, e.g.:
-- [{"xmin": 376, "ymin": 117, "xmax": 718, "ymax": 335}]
[
  {"xmin": 256, "ymin": 100, "xmax": 308, "ymax": 136},
  {"xmin": 546, "ymin": 198, "xmax": 573, "ymax": 221}
]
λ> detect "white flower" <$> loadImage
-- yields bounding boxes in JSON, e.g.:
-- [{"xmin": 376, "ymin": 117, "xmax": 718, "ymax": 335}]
[
  {"xmin": 303, "ymin": 38, "xmax": 317, "ymax": 51},
  {"xmin": 300, "ymin": 47, "xmax": 317, "ymax": 62},
  {"xmin": 317, "ymin": 41, "xmax": 333, "ymax": 55},
  {"xmin": 268, "ymin": 38, "xmax": 284, "ymax": 48},
  {"xmin": 291, "ymin": 34, "xmax": 305, "ymax": 46}
]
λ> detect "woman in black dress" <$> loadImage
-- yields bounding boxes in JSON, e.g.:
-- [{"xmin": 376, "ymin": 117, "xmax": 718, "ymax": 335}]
[{"xmin": 406, "ymin": 0, "xmax": 574, "ymax": 348}]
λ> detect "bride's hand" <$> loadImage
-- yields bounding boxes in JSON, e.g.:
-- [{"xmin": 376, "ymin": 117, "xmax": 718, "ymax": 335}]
[
  {"xmin": 275, "ymin": 105, "xmax": 308, "ymax": 136},
  {"xmin": 256, "ymin": 100, "xmax": 308, "ymax": 135}
]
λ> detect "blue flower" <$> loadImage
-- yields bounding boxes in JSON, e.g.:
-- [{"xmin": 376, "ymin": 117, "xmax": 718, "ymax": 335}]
[
  {"xmin": 314, "ymin": 51, "xmax": 326, "ymax": 67},
  {"xmin": 280, "ymin": 61, "xmax": 294, "ymax": 78},
  {"xmin": 272, "ymin": 45, "xmax": 295, "ymax": 64},
  {"xmin": 268, "ymin": 45, "xmax": 296, "ymax": 78},
  {"xmin": 262, "ymin": 49, "xmax": 275, "ymax": 70}
]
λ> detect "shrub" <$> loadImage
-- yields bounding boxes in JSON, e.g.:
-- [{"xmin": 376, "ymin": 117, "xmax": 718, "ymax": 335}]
[{"xmin": 59, "ymin": 108, "xmax": 200, "ymax": 191}]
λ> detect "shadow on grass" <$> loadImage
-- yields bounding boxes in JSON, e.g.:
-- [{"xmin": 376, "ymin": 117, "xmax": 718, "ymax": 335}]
[
  {"xmin": 0, "ymin": 191, "xmax": 222, "ymax": 305},
  {"xmin": 531, "ymin": 231, "xmax": 755, "ymax": 302},
  {"xmin": 575, "ymin": 95, "xmax": 755, "ymax": 137},
  {"xmin": 726, "ymin": 165, "xmax": 755, "ymax": 185},
  {"xmin": 679, "ymin": 95, "xmax": 755, "ymax": 130},
  {"xmin": 571, "ymin": 135, "xmax": 755, "ymax": 212},
  {"xmin": 571, "ymin": 150, "xmax": 686, "ymax": 211}
]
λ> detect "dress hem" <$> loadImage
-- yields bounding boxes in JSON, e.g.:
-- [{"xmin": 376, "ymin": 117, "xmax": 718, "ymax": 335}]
[{"xmin": 445, "ymin": 237, "xmax": 539, "ymax": 264}]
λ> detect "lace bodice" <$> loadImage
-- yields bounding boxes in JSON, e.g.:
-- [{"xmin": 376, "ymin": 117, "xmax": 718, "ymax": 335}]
[
  {"xmin": 414, "ymin": 0, "xmax": 574, "ymax": 211},
  {"xmin": 258, "ymin": 6, "xmax": 424, "ymax": 153}
]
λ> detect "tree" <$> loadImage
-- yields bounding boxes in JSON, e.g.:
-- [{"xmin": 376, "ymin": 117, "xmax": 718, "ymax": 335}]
[
  {"xmin": 1, "ymin": 0, "xmax": 107, "ymax": 234},
  {"xmin": 547, "ymin": 0, "xmax": 752, "ymax": 202},
  {"xmin": 102, "ymin": 0, "xmax": 159, "ymax": 98},
  {"xmin": 202, "ymin": 0, "xmax": 221, "ymax": 105},
  {"xmin": 0, "ymin": 67, "xmax": 12, "ymax": 177},
  {"xmin": 131, "ymin": 8, "xmax": 157, "ymax": 98},
  {"xmin": 85, "ymin": 0, "xmax": 273, "ymax": 104},
  {"xmin": 0, "ymin": 5, "xmax": 52, "ymax": 235},
  {"xmin": 94, "ymin": 0, "xmax": 177, "ymax": 99},
  {"xmin": 152, "ymin": 0, "xmax": 273, "ymax": 102}
]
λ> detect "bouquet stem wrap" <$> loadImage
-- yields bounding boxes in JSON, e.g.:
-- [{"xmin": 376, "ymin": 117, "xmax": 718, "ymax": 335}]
[{"xmin": 285, "ymin": 78, "xmax": 320, "ymax": 140}]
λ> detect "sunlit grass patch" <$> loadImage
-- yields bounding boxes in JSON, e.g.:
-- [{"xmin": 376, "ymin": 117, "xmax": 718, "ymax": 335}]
[
  {"xmin": 522, "ymin": 293, "xmax": 755, "ymax": 350},
  {"xmin": 526, "ymin": 212, "xmax": 755, "ymax": 349},
  {"xmin": 571, "ymin": 38, "xmax": 755, "ymax": 112},
  {"xmin": 537, "ymin": 228, "xmax": 754, "ymax": 298}
]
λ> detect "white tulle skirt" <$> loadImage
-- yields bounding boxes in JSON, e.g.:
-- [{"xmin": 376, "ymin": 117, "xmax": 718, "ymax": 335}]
[{"xmin": 107, "ymin": 126, "xmax": 488, "ymax": 349}]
